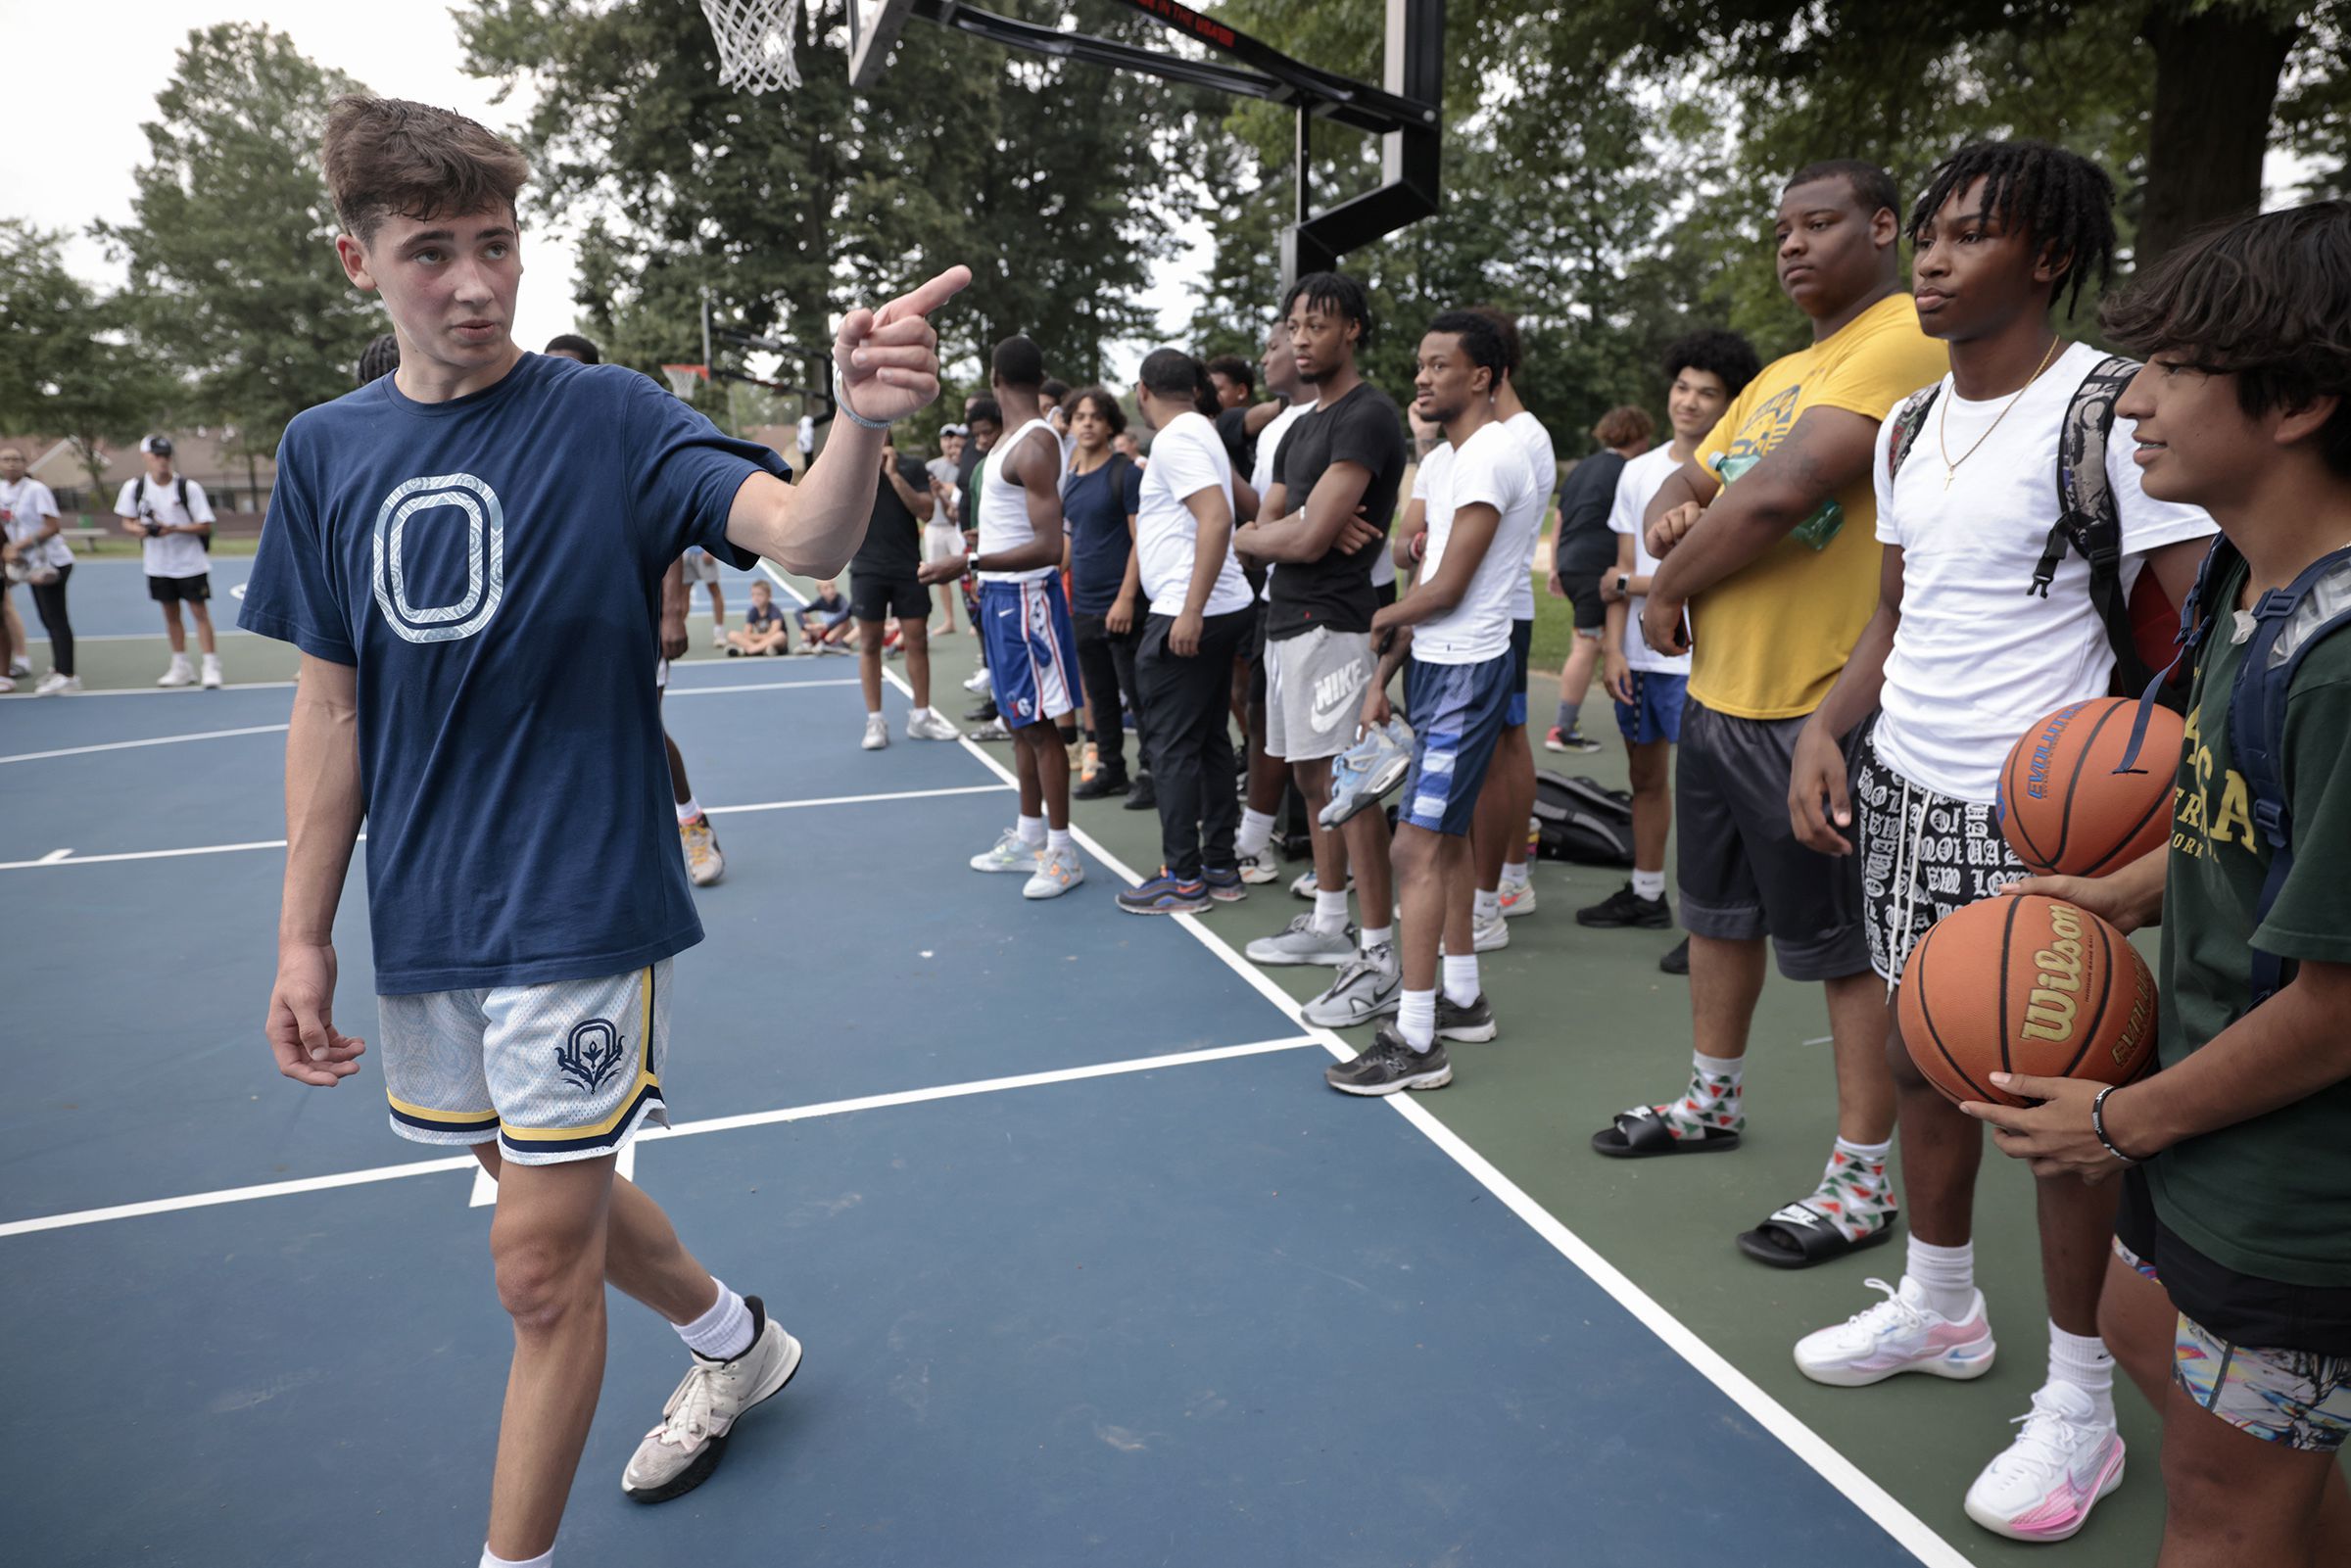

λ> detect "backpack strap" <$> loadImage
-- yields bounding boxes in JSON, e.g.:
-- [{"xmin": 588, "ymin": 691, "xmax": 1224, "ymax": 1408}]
[
  {"xmin": 2226, "ymin": 544, "xmax": 2351, "ymax": 1007},
  {"xmin": 2040, "ymin": 355, "xmax": 2155, "ymax": 691},
  {"xmin": 1883, "ymin": 383, "xmax": 1940, "ymax": 485},
  {"xmin": 2117, "ymin": 534, "xmax": 2237, "ymax": 776},
  {"xmin": 176, "ymin": 476, "xmax": 191, "ymax": 514}
]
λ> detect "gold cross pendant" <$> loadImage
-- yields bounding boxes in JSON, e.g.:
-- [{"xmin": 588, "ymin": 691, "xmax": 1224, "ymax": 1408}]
[{"xmin": 1942, "ymin": 467, "xmax": 1956, "ymax": 492}]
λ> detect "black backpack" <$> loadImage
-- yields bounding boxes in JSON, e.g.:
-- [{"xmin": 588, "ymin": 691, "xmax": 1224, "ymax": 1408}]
[
  {"xmin": 1532, "ymin": 771, "xmax": 1635, "ymax": 866},
  {"xmin": 1884, "ymin": 354, "xmax": 2173, "ymax": 703},
  {"xmin": 133, "ymin": 474, "xmax": 209, "ymax": 553}
]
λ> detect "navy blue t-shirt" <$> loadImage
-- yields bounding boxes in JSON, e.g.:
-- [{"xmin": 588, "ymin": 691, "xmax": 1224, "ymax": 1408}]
[
  {"xmin": 239, "ymin": 354, "xmax": 786, "ymax": 994},
  {"xmin": 1063, "ymin": 454, "xmax": 1142, "ymax": 616}
]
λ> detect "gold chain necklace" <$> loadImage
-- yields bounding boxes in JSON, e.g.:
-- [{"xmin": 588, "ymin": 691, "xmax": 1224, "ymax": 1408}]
[{"xmin": 1937, "ymin": 336, "xmax": 2062, "ymax": 491}]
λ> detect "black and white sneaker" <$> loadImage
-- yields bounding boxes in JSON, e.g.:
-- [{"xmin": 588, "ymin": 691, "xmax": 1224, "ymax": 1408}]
[
  {"xmin": 1576, "ymin": 882, "xmax": 1672, "ymax": 929},
  {"xmin": 1436, "ymin": 991, "xmax": 1497, "ymax": 1043},
  {"xmin": 622, "ymin": 1296, "xmax": 802, "ymax": 1504},
  {"xmin": 1324, "ymin": 1027, "xmax": 1452, "ymax": 1096},
  {"xmin": 1303, "ymin": 944, "xmax": 1403, "ymax": 1028}
]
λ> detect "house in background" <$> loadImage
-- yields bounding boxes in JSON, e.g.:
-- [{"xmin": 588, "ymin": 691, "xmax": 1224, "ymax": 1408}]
[{"xmin": 1, "ymin": 429, "xmax": 277, "ymax": 532}]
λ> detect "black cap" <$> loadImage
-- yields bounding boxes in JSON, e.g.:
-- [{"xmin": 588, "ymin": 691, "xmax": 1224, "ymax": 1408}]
[{"xmin": 140, "ymin": 434, "xmax": 174, "ymax": 457}]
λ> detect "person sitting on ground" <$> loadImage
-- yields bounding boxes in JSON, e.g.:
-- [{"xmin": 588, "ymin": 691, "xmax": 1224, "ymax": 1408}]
[
  {"xmin": 795, "ymin": 579, "xmax": 854, "ymax": 652},
  {"xmin": 729, "ymin": 579, "xmax": 792, "ymax": 655}
]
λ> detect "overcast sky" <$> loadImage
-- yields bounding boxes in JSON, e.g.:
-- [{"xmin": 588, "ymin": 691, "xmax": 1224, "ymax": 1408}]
[{"xmin": 12, "ymin": 0, "xmax": 1200, "ymax": 385}]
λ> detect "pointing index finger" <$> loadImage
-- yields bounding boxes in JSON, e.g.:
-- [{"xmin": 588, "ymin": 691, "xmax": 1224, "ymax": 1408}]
[{"xmin": 873, "ymin": 264, "xmax": 974, "ymax": 328}]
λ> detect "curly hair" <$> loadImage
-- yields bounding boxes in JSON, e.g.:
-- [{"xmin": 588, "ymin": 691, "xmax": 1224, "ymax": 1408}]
[
  {"xmin": 1661, "ymin": 328, "xmax": 1762, "ymax": 401},
  {"xmin": 1909, "ymin": 139, "xmax": 2118, "ymax": 317}
]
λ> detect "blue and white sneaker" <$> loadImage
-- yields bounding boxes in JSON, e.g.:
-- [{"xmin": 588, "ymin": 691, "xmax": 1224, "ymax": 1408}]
[
  {"xmin": 1321, "ymin": 719, "xmax": 1415, "ymax": 829},
  {"xmin": 1201, "ymin": 867, "xmax": 1249, "ymax": 903},
  {"xmin": 1118, "ymin": 870, "xmax": 1209, "ymax": 916}
]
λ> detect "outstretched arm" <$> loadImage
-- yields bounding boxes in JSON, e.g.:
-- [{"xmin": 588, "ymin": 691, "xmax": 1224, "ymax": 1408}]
[{"xmin": 726, "ymin": 265, "xmax": 971, "ymax": 576}]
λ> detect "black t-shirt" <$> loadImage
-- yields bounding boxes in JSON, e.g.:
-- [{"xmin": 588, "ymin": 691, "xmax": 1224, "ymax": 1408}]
[
  {"xmin": 850, "ymin": 454, "xmax": 934, "ymax": 580},
  {"xmin": 1266, "ymin": 382, "xmax": 1409, "ymax": 641},
  {"xmin": 1553, "ymin": 450, "xmax": 1626, "ymax": 574},
  {"xmin": 1216, "ymin": 406, "xmax": 1255, "ymax": 479}
]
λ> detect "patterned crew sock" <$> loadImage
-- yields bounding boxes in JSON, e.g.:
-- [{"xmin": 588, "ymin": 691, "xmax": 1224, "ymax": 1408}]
[
  {"xmin": 1655, "ymin": 1051, "xmax": 1744, "ymax": 1140},
  {"xmin": 1805, "ymin": 1137, "xmax": 1897, "ymax": 1242}
]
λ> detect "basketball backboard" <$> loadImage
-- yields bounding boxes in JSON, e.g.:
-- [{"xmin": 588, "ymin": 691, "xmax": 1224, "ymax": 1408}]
[{"xmin": 848, "ymin": 0, "xmax": 916, "ymax": 90}]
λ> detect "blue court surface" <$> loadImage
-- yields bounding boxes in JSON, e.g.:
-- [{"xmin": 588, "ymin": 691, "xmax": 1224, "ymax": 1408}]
[{"xmin": 3, "ymin": 631, "xmax": 1962, "ymax": 1566}]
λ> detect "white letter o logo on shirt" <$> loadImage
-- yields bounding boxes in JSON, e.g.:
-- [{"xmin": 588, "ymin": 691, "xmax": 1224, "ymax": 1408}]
[{"xmin": 371, "ymin": 473, "xmax": 505, "ymax": 643}]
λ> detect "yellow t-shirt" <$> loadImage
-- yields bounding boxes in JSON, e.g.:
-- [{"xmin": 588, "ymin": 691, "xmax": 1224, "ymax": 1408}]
[{"xmin": 1689, "ymin": 293, "xmax": 1948, "ymax": 720}]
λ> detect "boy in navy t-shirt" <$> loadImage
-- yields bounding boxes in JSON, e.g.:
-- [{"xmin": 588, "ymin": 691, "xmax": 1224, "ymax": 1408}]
[{"xmin": 238, "ymin": 95, "xmax": 965, "ymax": 1567}]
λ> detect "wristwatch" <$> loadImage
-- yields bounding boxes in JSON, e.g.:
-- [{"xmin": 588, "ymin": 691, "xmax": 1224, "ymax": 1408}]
[{"xmin": 1614, "ymin": 572, "xmax": 1630, "ymax": 596}]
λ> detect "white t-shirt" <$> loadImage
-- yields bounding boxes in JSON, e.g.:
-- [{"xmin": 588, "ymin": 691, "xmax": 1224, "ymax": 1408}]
[
  {"xmin": 1502, "ymin": 409, "xmax": 1556, "ymax": 621},
  {"xmin": 975, "ymin": 418, "xmax": 1059, "ymax": 584},
  {"xmin": 1251, "ymin": 401, "xmax": 1310, "ymax": 603},
  {"xmin": 1872, "ymin": 342, "xmax": 2219, "ymax": 801},
  {"xmin": 1414, "ymin": 421, "xmax": 1537, "ymax": 665},
  {"xmin": 1606, "ymin": 445, "xmax": 1692, "ymax": 677},
  {"xmin": 1135, "ymin": 410, "xmax": 1253, "ymax": 617},
  {"xmin": 116, "ymin": 471, "xmax": 216, "ymax": 580},
  {"xmin": 1, "ymin": 477, "xmax": 70, "ymax": 570}
]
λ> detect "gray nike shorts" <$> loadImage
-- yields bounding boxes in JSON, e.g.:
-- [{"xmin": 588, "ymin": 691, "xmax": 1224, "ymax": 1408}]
[{"xmin": 1266, "ymin": 625, "xmax": 1374, "ymax": 763}]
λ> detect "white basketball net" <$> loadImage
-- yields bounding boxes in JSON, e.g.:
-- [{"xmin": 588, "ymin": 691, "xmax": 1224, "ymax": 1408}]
[{"xmin": 699, "ymin": 0, "xmax": 804, "ymax": 94}]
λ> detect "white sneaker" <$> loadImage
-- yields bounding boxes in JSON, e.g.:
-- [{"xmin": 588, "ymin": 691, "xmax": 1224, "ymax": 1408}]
[
  {"xmin": 1471, "ymin": 911, "xmax": 1510, "ymax": 951},
  {"xmin": 6, "ymin": 656, "xmax": 28, "ymax": 678},
  {"xmin": 621, "ymin": 1299, "xmax": 802, "ymax": 1503},
  {"xmin": 1235, "ymin": 846, "xmax": 1280, "ymax": 884},
  {"xmin": 711, "ymin": 624, "xmax": 727, "ymax": 649},
  {"xmin": 158, "ymin": 656, "xmax": 195, "ymax": 689},
  {"xmin": 862, "ymin": 713, "xmax": 889, "ymax": 750},
  {"xmin": 970, "ymin": 830, "xmax": 1039, "ymax": 874},
  {"xmin": 680, "ymin": 814, "xmax": 725, "ymax": 886},
  {"xmin": 1498, "ymin": 879, "xmax": 1537, "ymax": 918},
  {"xmin": 200, "ymin": 654, "xmax": 223, "ymax": 689},
  {"xmin": 907, "ymin": 708, "xmax": 960, "ymax": 741},
  {"xmin": 1303, "ymin": 944, "xmax": 1404, "ymax": 1027},
  {"xmin": 1794, "ymin": 1276, "xmax": 1996, "ymax": 1387},
  {"xmin": 1963, "ymin": 1383, "xmax": 2126, "ymax": 1543},
  {"xmin": 1024, "ymin": 844, "xmax": 1085, "ymax": 899},
  {"xmin": 962, "ymin": 667, "xmax": 992, "ymax": 695},
  {"xmin": 33, "ymin": 672, "xmax": 77, "ymax": 696}
]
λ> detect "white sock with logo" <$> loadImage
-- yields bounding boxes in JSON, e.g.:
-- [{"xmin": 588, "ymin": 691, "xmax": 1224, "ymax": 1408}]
[
  {"xmin": 1312, "ymin": 890, "xmax": 1350, "ymax": 935},
  {"xmin": 1500, "ymin": 861, "xmax": 1530, "ymax": 889},
  {"xmin": 1632, "ymin": 868, "xmax": 1666, "ymax": 900},
  {"xmin": 675, "ymin": 796, "xmax": 702, "ymax": 825},
  {"xmin": 1904, "ymin": 1237, "xmax": 1976, "ymax": 1322},
  {"xmin": 676, "ymin": 1279, "xmax": 753, "ymax": 1361},
  {"xmin": 1473, "ymin": 888, "xmax": 1501, "ymax": 924},
  {"xmin": 1236, "ymin": 809, "xmax": 1275, "ymax": 858},
  {"xmin": 2047, "ymin": 1320, "xmax": 2118, "ymax": 1426}
]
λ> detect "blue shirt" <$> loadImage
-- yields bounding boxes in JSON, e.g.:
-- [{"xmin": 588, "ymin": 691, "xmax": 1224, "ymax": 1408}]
[
  {"xmin": 1063, "ymin": 455, "xmax": 1142, "ymax": 615},
  {"xmin": 239, "ymin": 354, "xmax": 787, "ymax": 993}
]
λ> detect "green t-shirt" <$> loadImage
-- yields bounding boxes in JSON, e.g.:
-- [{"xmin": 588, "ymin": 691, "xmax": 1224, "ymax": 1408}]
[{"xmin": 2150, "ymin": 554, "xmax": 2351, "ymax": 1288}]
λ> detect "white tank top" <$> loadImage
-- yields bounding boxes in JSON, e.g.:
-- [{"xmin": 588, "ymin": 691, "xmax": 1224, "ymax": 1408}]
[{"xmin": 976, "ymin": 417, "xmax": 1060, "ymax": 584}]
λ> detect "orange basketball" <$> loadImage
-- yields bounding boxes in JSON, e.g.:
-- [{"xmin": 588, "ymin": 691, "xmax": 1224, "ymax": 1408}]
[
  {"xmin": 1997, "ymin": 697, "xmax": 2183, "ymax": 877},
  {"xmin": 1897, "ymin": 894, "xmax": 2157, "ymax": 1109}
]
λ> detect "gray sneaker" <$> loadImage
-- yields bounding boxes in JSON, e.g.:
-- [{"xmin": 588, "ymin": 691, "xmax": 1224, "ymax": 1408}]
[
  {"xmin": 1303, "ymin": 944, "xmax": 1403, "ymax": 1027},
  {"xmin": 1245, "ymin": 914, "xmax": 1357, "ymax": 967},
  {"xmin": 622, "ymin": 1297, "xmax": 801, "ymax": 1504}
]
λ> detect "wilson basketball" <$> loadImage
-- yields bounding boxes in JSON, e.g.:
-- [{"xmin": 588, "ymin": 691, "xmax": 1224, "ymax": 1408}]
[
  {"xmin": 1997, "ymin": 697, "xmax": 2183, "ymax": 877},
  {"xmin": 1898, "ymin": 895, "xmax": 2157, "ymax": 1108}
]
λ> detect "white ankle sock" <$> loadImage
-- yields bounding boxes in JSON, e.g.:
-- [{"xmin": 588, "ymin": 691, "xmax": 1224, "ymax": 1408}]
[
  {"xmin": 1473, "ymin": 888, "xmax": 1501, "ymax": 924},
  {"xmin": 1631, "ymin": 868, "xmax": 1665, "ymax": 900},
  {"xmin": 1360, "ymin": 924, "xmax": 1393, "ymax": 953},
  {"xmin": 676, "ymin": 1280, "xmax": 752, "ymax": 1361},
  {"xmin": 1236, "ymin": 809, "xmax": 1274, "ymax": 857},
  {"xmin": 674, "ymin": 795, "xmax": 702, "ymax": 825},
  {"xmin": 1397, "ymin": 989, "xmax": 1436, "ymax": 1051},
  {"xmin": 481, "ymin": 1546, "xmax": 552, "ymax": 1568},
  {"xmin": 1500, "ymin": 861, "xmax": 1529, "ymax": 888},
  {"xmin": 1441, "ymin": 954, "xmax": 1479, "ymax": 1007},
  {"xmin": 1313, "ymin": 890, "xmax": 1350, "ymax": 934},
  {"xmin": 1016, "ymin": 814, "xmax": 1046, "ymax": 848},
  {"xmin": 2047, "ymin": 1320, "xmax": 2118, "ymax": 1425},
  {"xmin": 1046, "ymin": 827, "xmax": 1074, "ymax": 855},
  {"xmin": 1904, "ymin": 1237, "xmax": 1976, "ymax": 1321}
]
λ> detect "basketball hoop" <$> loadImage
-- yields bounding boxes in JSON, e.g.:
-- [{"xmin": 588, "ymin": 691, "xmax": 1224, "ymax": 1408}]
[
  {"xmin": 698, "ymin": 0, "xmax": 803, "ymax": 94},
  {"xmin": 661, "ymin": 363, "xmax": 711, "ymax": 400}
]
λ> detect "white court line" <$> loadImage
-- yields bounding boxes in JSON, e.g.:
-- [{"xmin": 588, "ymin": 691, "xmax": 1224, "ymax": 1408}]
[
  {"xmin": 865, "ymin": 646, "xmax": 1970, "ymax": 1568},
  {"xmin": 0, "ymin": 781, "xmax": 1011, "ymax": 872},
  {"xmin": 1, "ymin": 1033, "xmax": 1319, "ymax": 1238},
  {"xmin": 0, "ymin": 723, "xmax": 289, "ymax": 766},
  {"xmin": 0, "ymin": 678, "xmax": 296, "ymax": 700},
  {"xmin": 663, "ymin": 678, "xmax": 860, "ymax": 696}
]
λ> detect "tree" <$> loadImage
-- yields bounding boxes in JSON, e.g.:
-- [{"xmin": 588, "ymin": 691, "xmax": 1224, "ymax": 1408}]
[
  {"xmin": 97, "ymin": 24, "xmax": 382, "ymax": 456},
  {"xmin": 0, "ymin": 222, "xmax": 168, "ymax": 500}
]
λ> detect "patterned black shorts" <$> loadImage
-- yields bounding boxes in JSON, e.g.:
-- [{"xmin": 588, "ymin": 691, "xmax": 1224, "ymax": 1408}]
[{"xmin": 1852, "ymin": 734, "xmax": 2026, "ymax": 985}]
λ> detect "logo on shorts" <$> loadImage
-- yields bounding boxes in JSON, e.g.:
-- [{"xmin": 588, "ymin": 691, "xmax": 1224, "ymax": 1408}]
[
  {"xmin": 554, "ymin": 1018, "xmax": 629, "ymax": 1093},
  {"xmin": 1309, "ymin": 663, "xmax": 1367, "ymax": 732}
]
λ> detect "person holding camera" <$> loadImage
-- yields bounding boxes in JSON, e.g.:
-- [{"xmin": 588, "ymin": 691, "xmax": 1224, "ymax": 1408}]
[
  {"xmin": 117, "ymin": 434, "xmax": 222, "ymax": 689},
  {"xmin": 2, "ymin": 445, "xmax": 77, "ymax": 693}
]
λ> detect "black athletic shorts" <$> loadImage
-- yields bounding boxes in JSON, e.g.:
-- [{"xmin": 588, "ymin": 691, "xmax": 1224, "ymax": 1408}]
[
  {"xmin": 148, "ymin": 572, "xmax": 210, "ymax": 603},
  {"xmin": 850, "ymin": 572, "xmax": 928, "ymax": 624},
  {"xmin": 1674, "ymin": 698, "xmax": 1868, "ymax": 981},
  {"xmin": 1556, "ymin": 545, "xmax": 1611, "ymax": 634},
  {"xmin": 2116, "ymin": 1166, "xmax": 2351, "ymax": 1358}
]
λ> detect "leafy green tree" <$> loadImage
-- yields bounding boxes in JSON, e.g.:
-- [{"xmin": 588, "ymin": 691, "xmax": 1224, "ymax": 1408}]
[
  {"xmin": 0, "ymin": 222, "xmax": 168, "ymax": 501},
  {"xmin": 96, "ymin": 24, "xmax": 383, "ymax": 456}
]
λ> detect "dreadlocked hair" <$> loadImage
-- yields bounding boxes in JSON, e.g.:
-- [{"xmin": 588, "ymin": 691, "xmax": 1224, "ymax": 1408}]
[{"xmin": 1909, "ymin": 140, "xmax": 2117, "ymax": 317}]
